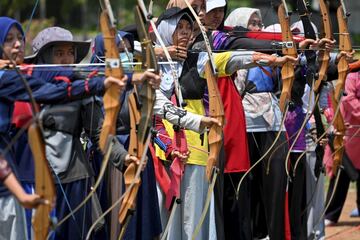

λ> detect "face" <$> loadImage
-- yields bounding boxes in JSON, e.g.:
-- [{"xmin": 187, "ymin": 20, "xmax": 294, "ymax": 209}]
[
  {"xmin": 247, "ymin": 12, "xmax": 263, "ymax": 32},
  {"xmin": 52, "ymin": 43, "xmax": 75, "ymax": 64},
  {"xmin": 2, "ymin": 26, "xmax": 25, "ymax": 64},
  {"xmin": 204, "ymin": 7, "xmax": 225, "ymax": 30},
  {"xmin": 172, "ymin": 19, "xmax": 193, "ymax": 48},
  {"xmin": 190, "ymin": 0, "xmax": 206, "ymax": 19}
]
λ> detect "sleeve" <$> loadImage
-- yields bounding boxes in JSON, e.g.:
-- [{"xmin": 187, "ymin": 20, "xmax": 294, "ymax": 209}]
[
  {"xmin": 154, "ymin": 116, "xmax": 174, "ymax": 160},
  {"xmin": 153, "ymin": 89, "xmax": 203, "ymax": 132},
  {"xmin": 341, "ymin": 73, "xmax": 360, "ymax": 121},
  {"xmin": 0, "ymin": 70, "xmax": 104, "ymax": 104},
  {"xmin": 81, "ymin": 97, "xmax": 128, "ymax": 172},
  {"xmin": 196, "ymin": 51, "xmax": 257, "ymax": 78},
  {"xmin": 227, "ymin": 37, "xmax": 281, "ymax": 54},
  {"xmin": 0, "ymin": 157, "xmax": 12, "ymax": 182}
]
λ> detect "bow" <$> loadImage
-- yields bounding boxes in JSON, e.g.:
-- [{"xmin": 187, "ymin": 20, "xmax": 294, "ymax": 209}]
[
  {"xmin": 299, "ymin": 0, "xmax": 330, "ymax": 177},
  {"xmin": 135, "ymin": 2, "xmax": 189, "ymax": 238},
  {"xmin": 182, "ymin": 1, "xmax": 225, "ymax": 238},
  {"xmin": 310, "ymin": 0, "xmax": 353, "ymax": 230},
  {"xmin": 331, "ymin": 0, "xmax": 352, "ymax": 176},
  {"xmin": 283, "ymin": 0, "xmax": 319, "ymax": 177},
  {"xmin": 117, "ymin": 2, "xmax": 159, "ymax": 237},
  {"xmin": 291, "ymin": 0, "xmax": 334, "ymax": 175},
  {"xmin": 183, "ymin": 0, "xmax": 224, "ymax": 184}
]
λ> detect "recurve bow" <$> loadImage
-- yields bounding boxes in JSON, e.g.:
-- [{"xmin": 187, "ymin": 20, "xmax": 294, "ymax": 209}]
[
  {"xmin": 331, "ymin": 0, "xmax": 352, "ymax": 176},
  {"xmin": 183, "ymin": 1, "xmax": 225, "ymax": 238},
  {"xmin": 117, "ymin": 2, "xmax": 159, "ymax": 236}
]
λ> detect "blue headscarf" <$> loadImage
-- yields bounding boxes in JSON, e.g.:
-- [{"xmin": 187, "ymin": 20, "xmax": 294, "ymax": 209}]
[
  {"xmin": 0, "ymin": 17, "xmax": 24, "ymax": 57},
  {"xmin": 90, "ymin": 31, "xmax": 134, "ymax": 63}
]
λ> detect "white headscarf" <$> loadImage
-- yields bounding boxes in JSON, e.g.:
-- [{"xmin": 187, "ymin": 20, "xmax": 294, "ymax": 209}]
[
  {"xmin": 224, "ymin": 7, "xmax": 262, "ymax": 28},
  {"xmin": 156, "ymin": 12, "xmax": 192, "ymax": 46}
]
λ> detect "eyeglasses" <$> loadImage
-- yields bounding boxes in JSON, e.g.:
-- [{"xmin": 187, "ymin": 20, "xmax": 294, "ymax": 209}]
[{"xmin": 249, "ymin": 20, "xmax": 264, "ymax": 28}]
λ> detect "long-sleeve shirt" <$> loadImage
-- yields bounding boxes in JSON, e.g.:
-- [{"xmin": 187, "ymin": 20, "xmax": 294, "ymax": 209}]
[{"xmin": 0, "ymin": 68, "xmax": 105, "ymax": 196}]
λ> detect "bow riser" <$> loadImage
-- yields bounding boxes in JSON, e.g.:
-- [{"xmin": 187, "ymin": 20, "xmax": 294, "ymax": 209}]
[
  {"xmin": 204, "ymin": 62, "xmax": 224, "ymax": 180},
  {"xmin": 99, "ymin": 10, "xmax": 124, "ymax": 153},
  {"xmin": 315, "ymin": 0, "xmax": 333, "ymax": 93},
  {"xmin": 278, "ymin": 3, "xmax": 298, "ymax": 112}
]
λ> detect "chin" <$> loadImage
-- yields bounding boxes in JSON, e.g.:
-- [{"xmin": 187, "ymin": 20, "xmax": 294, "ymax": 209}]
[{"xmin": 16, "ymin": 56, "xmax": 24, "ymax": 65}]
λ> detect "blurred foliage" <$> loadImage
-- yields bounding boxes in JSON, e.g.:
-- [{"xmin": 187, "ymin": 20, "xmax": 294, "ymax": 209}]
[
  {"xmin": 22, "ymin": 18, "xmax": 55, "ymax": 54},
  {"xmin": 1, "ymin": 0, "xmax": 359, "ymax": 46},
  {"xmin": 0, "ymin": 0, "xmax": 34, "ymax": 16}
]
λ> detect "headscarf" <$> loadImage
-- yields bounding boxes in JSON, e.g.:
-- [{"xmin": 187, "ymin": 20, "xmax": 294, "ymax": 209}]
[
  {"xmin": 224, "ymin": 7, "xmax": 262, "ymax": 29},
  {"xmin": 0, "ymin": 17, "xmax": 24, "ymax": 57},
  {"xmin": 156, "ymin": 8, "xmax": 193, "ymax": 98},
  {"xmin": 156, "ymin": 8, "xmax": 194, "ymax": 46},
  {"xmin": 90, "ymin": 31, "xmax": 134, "ymax": 63}
]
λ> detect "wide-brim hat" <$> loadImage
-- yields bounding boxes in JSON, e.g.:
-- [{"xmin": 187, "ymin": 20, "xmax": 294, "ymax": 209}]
[{"xmin": 25, "ymin": 26, "xmax": 90, "ymax": 64}]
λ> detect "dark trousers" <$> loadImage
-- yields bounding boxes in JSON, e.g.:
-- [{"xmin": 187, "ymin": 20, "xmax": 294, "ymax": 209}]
[
  {"xmin": 214, "ymin": 143, "xmax": 225, "ymax": 240},
  {"xmin": 289, "ymin": 152, "xmax": 308, "ymax": 240},
  {"xmin": 325, "ymin": 169, "xmax": 360, "ymax": 222},
  {"xmin": 223, "ymin": 172, "xmax": 251, "ymax": 240},
  {"xmin": 54, "ymin": 179, "xmax": 93, "ymax": 240},
  {"xmin": 247, "ymin": 131, "xmax": 288, "ymax": 240}
]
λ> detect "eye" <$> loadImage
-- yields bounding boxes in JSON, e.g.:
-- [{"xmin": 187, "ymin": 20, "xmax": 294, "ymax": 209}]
[{"xmin": 5, "ymin": 35, "xmax": 14, "ymax": 43}]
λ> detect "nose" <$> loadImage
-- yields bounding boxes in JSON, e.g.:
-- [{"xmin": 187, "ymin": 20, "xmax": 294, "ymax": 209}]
[
  {"xmin": 63, "ymin": 54, "xmax": 74, "ymax": 64},
  {"xmin": 253, "ymin": 25, "xmax": 261, "ymax": 31},
  {"xmin": 14, "ymin": 39, "xmax": 22, "ymax": 49}
]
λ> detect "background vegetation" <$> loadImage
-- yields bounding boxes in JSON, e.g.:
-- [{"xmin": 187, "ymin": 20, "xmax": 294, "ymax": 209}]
[{"xmin": 1, "ymin": 0, "xmax": 359, "ymax": 52}]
